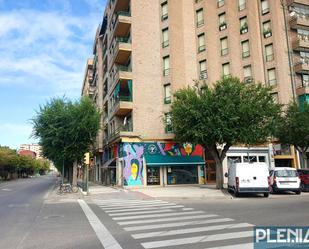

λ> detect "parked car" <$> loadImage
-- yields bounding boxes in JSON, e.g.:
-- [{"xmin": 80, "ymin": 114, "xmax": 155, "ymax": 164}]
[
  {"xmin": 226, "ymin": 162, "xmax": 270, "ymax": 197},
  {"xmin": 297, "ymin": 169, "xmax": 309, "ymax": 192},
  {"xmin": 269, "ymin": 167, "xmax": 301, "ymax": 195}
]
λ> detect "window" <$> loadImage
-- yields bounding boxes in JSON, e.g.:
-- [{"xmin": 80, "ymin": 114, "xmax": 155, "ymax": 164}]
[
  {"xmin": 241, "ymin": 40, "xmax": 250, "ymax": 58},
  {"xmin": 217, "ymin": 0, "xmax": 224, "ymax": 7},
  {"xmin": 271, "ymin": 93, "xmax": 279, "ymax": 103},
  {"xmin": 258, "ymin": 156, "xmax": 266, "ymax": 162},
  {"xmin": 302, "ymin": 74, "xmax": 309, "ymax": 87},
  {"xmin": 263, "ymin": 21, "xmax": 272, "ymax": 38},
  {"xmin": 238, "ymin": 0, "xmax": 246, "ymax": 11},
  {"xmin": 162, "ymin": 28, "xmax": 169, "ymax": 48},
  {"xmin": 164, "ymin": 84, "xmax": 171, "ymax": 104},
  {"xmin": 267, "ymin": 68, "xmax": 276, "ymax": 86},
  {"xmin": 161, "ymin": 2, "xmax": 168, "ymax": 21},
  {"xmin": 165, "ymin": 113, "xmax": 173, "ymax": 133},
  {"xmin": 219, "ymin": 13, "xmax": 227, "ymax": 31},
  {"xmin": 196, "ymin": 9, "xmax": 204, "ymax": 27},
  {"xmin": 265, "ymin": 44, "xmax": 274, "ymax": 62},
  {"xmin": 240, "ymin": 17, "xmax": 248, "ymax": 34},
  {"xmin": 261, "ymin": 0, "xmax": 269, "ymax": 15},
  {"xmin": 244, "ymin": 156, "xmax": 257, "ymax": 163},
  {"xmin": 243, "ymin": 65, "xmax": 252, "ymax": 83},
  {"xmin": 199, "ymin": 60, "xmax": 207, "ymax": 79},
  {"xmin": 222, "ymin": 63, "xmax": 230, "ymax": 77},
  {"xmin": 163, "ymin": 56, "xmax": 170, "ymax": 76},
  {"xmin": 220, "ymin": 37, "xmax": 228, "ymax": 56},
  {"xmin": 198, "ymin": 33, "xmax": 205, "ymax": 52}
]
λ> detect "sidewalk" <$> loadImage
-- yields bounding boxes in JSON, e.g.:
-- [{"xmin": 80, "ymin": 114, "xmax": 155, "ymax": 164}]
[
  {"xmin": 85, "ymin": 183, "xmax": 229, "ymax": 200},
  {"xmin": 129, "ymin": 185, "xmax": 228, "ymax": 199}
]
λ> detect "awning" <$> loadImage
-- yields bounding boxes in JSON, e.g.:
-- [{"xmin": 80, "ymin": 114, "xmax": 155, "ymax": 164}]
[
  {"xmin": 101, "ymin": 158, "xmax": 116, "ymax": 169},
  {"xmin": 145, "ymin": 155, "xmax": 204, "ymax": 167}
]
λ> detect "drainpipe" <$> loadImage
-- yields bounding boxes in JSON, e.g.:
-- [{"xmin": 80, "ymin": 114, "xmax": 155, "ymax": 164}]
[{"xmin": 281, "ymin": 0, "xmax": 297, "ymax": 102}]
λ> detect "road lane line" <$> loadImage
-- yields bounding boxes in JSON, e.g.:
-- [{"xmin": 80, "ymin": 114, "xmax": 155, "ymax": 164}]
[
  {"xmin": 78, "ymin": 199, "xmax": 122, "ymax": 249},
  {"xmin": 109, "ymin": 209, "xmax": 175, "ymax": 216},
  {"xmin": 113, "ymin": 211, "xmax": 204, "ymax": 221},
  {"xmin": 124, "ymin": 218, "xmax": 234, "ymax": 232},
  {"xmin": 101, "ymin": 203, "xmax": 181, "ymax": 210},
  {"xmin": 118, "ymin": 214, "xmax": 219, "ymax": 226},
  {"xmin": 141, "ymin": 230, "xmax": 253, "ymax": 249},
  {"xmin": 97, "ymin": 201, "xmax": 169, "ymax": 207},
  {"xmin": 95, "ymin": 200, "xmax": 166, "ymax": 205},
  {"xmin": 104, "ymin": 205, "xmax": 184, "ymax": 213},
  {"xmin": 132, "ymin": 223, "xmax": 253, "ymax": 239}
]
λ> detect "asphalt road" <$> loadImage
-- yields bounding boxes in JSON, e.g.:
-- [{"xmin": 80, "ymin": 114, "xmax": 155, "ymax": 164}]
[
  {"xmin": 1, "ymin": 178, "xmax": 308, "ymax": 249},
  {"xmin": 87, "ymin": 188, "xmax": 309, "ymax": 249},
  {"xmin": 0, "ymin": 175, "xmax": 102, "ymax": 249}
]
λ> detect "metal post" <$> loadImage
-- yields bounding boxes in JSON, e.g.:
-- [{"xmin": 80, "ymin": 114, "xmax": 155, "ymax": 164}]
[
  {"xmin": 62, "ymin": 157, "xmax": 64, "ymax": 184},
  {"xmin": 86, "ymin": 164, "xmax": 89, "ymax": 195}
]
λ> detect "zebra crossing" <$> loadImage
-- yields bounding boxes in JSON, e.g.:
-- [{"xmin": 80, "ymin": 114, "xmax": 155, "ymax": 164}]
[{"xmin": 93, "ymin": 198, "xmax": 254, "ymax": 249}]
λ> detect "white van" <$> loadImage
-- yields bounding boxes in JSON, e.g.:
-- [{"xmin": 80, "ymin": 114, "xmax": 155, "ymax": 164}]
[{"xmin": 226, "ymin": 162, "xmax": 270, "ymax": 197}]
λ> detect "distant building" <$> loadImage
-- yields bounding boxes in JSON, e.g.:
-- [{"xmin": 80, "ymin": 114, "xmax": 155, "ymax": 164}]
[
  {"xmin": 19, "ymin": 150, "xmax": 36, "ymax": 159},
  {"xmin": 19, "ymin": 144, "xmax": 43, "ymax": 159}
]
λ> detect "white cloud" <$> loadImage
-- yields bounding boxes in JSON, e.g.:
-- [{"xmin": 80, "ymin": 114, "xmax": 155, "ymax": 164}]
[{"xmin": 0, "ymin": 8, "xmax": 101, "ymax": 96}]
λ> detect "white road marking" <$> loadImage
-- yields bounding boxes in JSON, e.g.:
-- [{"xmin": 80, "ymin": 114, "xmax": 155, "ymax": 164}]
[
  {"xmin": 113, "ymin": 210, "xmax": 204, "ymax": 221},
  {"xmin": 100, "ymin": 203, "xmax": 179, "ymax": 210},
  {"xmin": 78, "ymin": 199, "xmax": 123, "ymax": 249},
  {"xmin": 95, "ymin": 200, "xmax": 164, "ymax": 204},
  {"xmin": 104, "ymin": 205, "xmax": 184, "ymax": 213},
  {"xmin": 96, "ymin": 200, "xmax": 168, "ymax": 206},
  {"xmin": 141, "ymin": 230, "xmax": 253, "ymax": 249},
  {"xmin": 124, "ymin": 218, "xmax": 234, "ymax": 232},
  {"xmin": 132, "ymin": 223, "xmax": 253, "ymax": 239},
  {"xmin": 182, "ymin": 207, "xmax": 194, "ymax": 211},
  {"xmin": 109, "ymin": 209, "xmax": 174, "ymax": 216},
  {"xmin": 205, "ymin": 242, "xmax": 253, "ymax": 249},
  {"xmin": 118, "ymin": 214, "xmax": 219, "ymax": 226}
]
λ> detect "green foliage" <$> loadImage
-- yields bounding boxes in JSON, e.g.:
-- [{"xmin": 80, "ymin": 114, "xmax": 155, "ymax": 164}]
[
  {"xmin": 276, "ymin": 101, "xmax": 309, "ymax": 167},
  {"xmin": 31, "ymin": 96, "xmax": 101, "ymax": 172},
  {"xmin": 172, "ymin": 76, "xmax": 281, "ymax": 148},
  {"xmin": 171, "ymin": 76, "xmax": 282, "ymax": 188},
  {"xmin": 0, "ymin": 146, "xmax": 50, "ymax": 179}
]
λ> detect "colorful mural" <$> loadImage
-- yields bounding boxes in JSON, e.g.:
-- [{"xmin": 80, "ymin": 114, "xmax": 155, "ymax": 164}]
[
  {"xmin": 122, "ymin": 143, "xmax": 144, "ymax": 187},
  {"xmin": 119, "ymin": 142, "xmax": 204, "ymax": 187}
]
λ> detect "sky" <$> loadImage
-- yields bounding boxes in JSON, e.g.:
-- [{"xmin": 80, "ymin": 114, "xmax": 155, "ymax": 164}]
[{"xmin": 0, "ymin": 0, "xmax": 106, "ymax": 149}]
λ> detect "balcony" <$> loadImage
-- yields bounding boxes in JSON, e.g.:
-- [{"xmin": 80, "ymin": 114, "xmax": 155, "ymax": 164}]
[
  {"xmin": 292, "ymin": 37, "xmax": 309, "ymax": 51},
  {"xmin": 296, "ymin": 80, "xmax": 309, "ymax": 95},
  {"xmin": 110, "ymin": 80, "xmax": 133, "ymax": 117},
  {"xmin": 113, "ymin": 11, "xmax": 131, "ymax": 37},
  {"xmin": 294, "ymin": 60, "xmax": 309, "ymax": 73},
  {"xmin": 112, "ymin": 0, "xmax": 130, "ymax": 15},
  {"xmin": 290, "ymin": 15, "xmax": 309, "ymax": 31},
  {"xmin": 112, "ymin": 37, "xmax": 132, "ymax": 65},
  {"xmin": 108, "ymin": 123, "xmax": 134, "ymax": 142},
  {"xmin": 219, "ymin": 22, "xmax": 227, "ymax": 31},
  {"xmin": 111, "ymin": 64, "xmax": 132, "ymax": 92},
  {"xmin": 286, "ymin": 0, "xmax": 309, "ymax": 6}
]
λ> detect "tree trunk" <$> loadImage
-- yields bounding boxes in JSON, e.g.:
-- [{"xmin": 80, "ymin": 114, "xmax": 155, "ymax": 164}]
[
  {"xmin": 301, "ymin": 151, "xmax": 308, "ymax": 168},
  {"xmin": 72, "ymin": 161, "xmax": 77, "ymax": 187},
  {"xmin": 208, "ymin": 148, "xmax": 224, "ymax": 189}
]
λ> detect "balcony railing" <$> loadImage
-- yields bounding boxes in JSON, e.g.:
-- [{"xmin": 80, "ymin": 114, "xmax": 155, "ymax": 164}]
[
  {"xmin": 164, "ymin": 96, "xmax": 171, "ymax": 104},
  {"xmin": 242, "ymin": 51, "xmax": 250, "ymax": 58},
  {"xmin": 217, "ymin": 0, "xmax": 224, "ymax": 8},
  {"xmin": 162, "ymin": 40, "xmax": 169, "ymax": 48},
  {"xmin": 116, "ymin": 36, "xmax": 131, "ymax": 43},
  {"xmin": 244, "ymin": 76, "xmax": 253, "ymax": 84},
  {"xmin": 221, "ymin": 48, "xmax": 228, "ymax": 56},
  {"xmin": 163, "ymin": 68, "xmax": 170, "ymax": 76},
  {"xmin": 109, "ymin": 123, "xmax": 133, "ymax": 141},
  {"xmin": 239, "ymin": 3, "xmax": 246, "ymax": 11}
]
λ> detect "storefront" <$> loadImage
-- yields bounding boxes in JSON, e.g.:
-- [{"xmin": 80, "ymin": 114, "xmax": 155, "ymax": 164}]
[{"xmin": 118, "ymin": 142, "xmax": 205, "ymax": 187}]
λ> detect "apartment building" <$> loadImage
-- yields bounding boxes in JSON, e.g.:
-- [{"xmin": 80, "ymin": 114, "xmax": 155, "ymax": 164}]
[
  {"xmin": 19, "ymin": 144, "xmax": 43, "ymax": 159},
  {"xmin": 82, "ymin": 0, "xmax": 309, "ymax": 187}
]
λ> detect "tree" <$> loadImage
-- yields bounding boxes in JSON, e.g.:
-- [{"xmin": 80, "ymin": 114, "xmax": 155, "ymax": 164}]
[
  {"xmin": 276, "ymin": 101, "xmax": 309, "ymax": 168},
  {"xmin": 171, "ymin": 76, "xmax": 281, "ymax": 189},
  {"xmin": 32, "ymin": 96, "xmax": 101, "ymax": 186}
]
